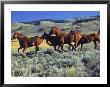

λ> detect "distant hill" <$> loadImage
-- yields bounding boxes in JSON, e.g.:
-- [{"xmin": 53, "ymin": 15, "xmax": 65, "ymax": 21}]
[
  {"xmin": 19, "ymin": 15, "xmax": 100, "ymax": 25},
  {"xmin": 19, "ymin": 19, "xmax": 65, "ymax": 25},
  {"xmin": 11, "ymin": 15, "xmax": 100, "ymax": 35}
]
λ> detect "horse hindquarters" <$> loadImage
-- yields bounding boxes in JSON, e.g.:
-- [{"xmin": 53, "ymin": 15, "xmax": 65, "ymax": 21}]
[
  {"xmin": 58, "ymin": 36, "xmax": 65, "ymax": 52},
  {"xmin": 77, "ymin": 38, "xmax": 85, "ymax": 51},
  {"xmin": 22, "ymin": 42, "xmax": 28, "ymax": 53}
]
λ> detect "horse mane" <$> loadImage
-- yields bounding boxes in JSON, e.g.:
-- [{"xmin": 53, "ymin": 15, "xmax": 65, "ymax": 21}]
[{"xmin": 15, "ymin": 32, "xmax": 25, "ymax": 36}]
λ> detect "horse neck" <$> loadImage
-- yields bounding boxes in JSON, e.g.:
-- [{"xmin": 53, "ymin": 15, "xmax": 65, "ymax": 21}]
[
  {"xmin": 17, "ymin": 35, "xmax": 27, "ymax": 41},
  {"xmin": 55, "ymin": 29, "xmax": 65, "ymax": 37},
  {"xmin": 17, "ymin": 35, "xmax": 22, "ymax": 40}
]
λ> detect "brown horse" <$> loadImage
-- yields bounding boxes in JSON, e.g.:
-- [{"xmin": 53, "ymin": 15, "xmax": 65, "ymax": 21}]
[
  {"xmin": 11, "ymin": 32, "xmax": 44, "ymax": 54},
  {"xmin": 49, "ymin": 26, "xmax": 65, "ymax": 43},
  {"xmin": 78, "ymin": 31, "xmax": 100, "ymax": 50},
  {"xmin": 95, "ymin": 30, "xmax": 100, "ymax": 42},
  {"xmin": 42, "ymin": 32, "xmax": 75, "ymax": 51},
  {"xmin": 69, "ymin": 30, "xmax": 82, "ymax": 50},
  {"xmin": 49, "ymin": 26, "xmax": 75, "ymax": 51}
]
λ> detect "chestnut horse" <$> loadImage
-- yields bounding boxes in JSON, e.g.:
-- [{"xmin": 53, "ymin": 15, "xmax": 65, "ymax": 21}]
[
  {"xmin": 11, "ymin": 32, "xmax": 44, "ymax": 54},
  {"xmin": 42, "ymin": 32, "xmax": 75, "ymax": 51},
  {"xmin": 78, "ymin": 31, "xmax": 100, "ymax": 50},
  {"xmin": 69, "ymin": 30, "xmax": 82, "ymax": 50},
  {"xmin": 49, "ymin": 26, "xmax": 75, "ymax": 51}
]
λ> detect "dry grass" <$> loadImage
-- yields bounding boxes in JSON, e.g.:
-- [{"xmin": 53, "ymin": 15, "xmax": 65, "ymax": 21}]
[{"xmin": 11, "ymin": 39, "xmax": 51, "ymax": 49}]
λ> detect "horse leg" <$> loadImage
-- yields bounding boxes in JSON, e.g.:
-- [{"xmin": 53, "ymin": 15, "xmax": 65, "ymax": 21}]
[
  {"xmin": 61, "ymin": 44, "xmax": 64, "ymax": 52},
  {"xmin": 59, "ymin": 37, "xmax": 65, "ymax": 52},
  {"xmin": 74, "ymin": 41, "xmax": 79, "ymax": 50},
  {"xmin": 58, "ymin": 45, "xmax": 60, "ymax": 50},
  {"xmin": 74, "ymin": 43, "xmax": 77, "ymax": 51},
  {"xmin": 22, "ymin": 43, "xmax": 29, "ymax": 53},
  {"xmin": 80, "ymin": 43, "xmax": 83, "ymax": 51},
  {"xmin": 93, "ymin": 41, "xmax": 97, "ymax": 49},
  {"xmin": 35, "ymin": 46, "xmax": 39, "ymax": 54},
  {"xmin": 18, "ymin": 47, "xmax": 22, "ymax": 53},
  {"xmin": 22, "ymin": 47, "xmax": 27, "ymax": 53},
  {"xmin": 72, "ymin": 44, "xmax": 75, "ymax": 51},
  {"xmin": 68, "ymin": 45, "xmax": 71, "ymax": 50},
  {"xmin": 54, "ymin": 45, "xmax": 57, "ymax": 51},
  {"xmin": 68, "ymin": 43, "xmax": 74, "ymax": 51},
  {"xmin": 58, "ymin": 43, "xmax": 64, "ymax": 52},
  {"xmin": 57, "ymin": 45, "xmax": 61, "ymax": 52}
]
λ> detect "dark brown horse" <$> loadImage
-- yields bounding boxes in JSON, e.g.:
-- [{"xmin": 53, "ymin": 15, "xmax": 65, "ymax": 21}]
[
  {"xmin": 78, "ymin": 31, "xmax": 100, "ymax": 50},
  {"xmin": 49, "ymin": 26, "xmax": 75, "ymax": 51},
  {"xmin": 11, "ymin": 32, "xmax": 44, "ymax": 54},
  {"xmin": 42, "ymin": 32, "xmax": 60, "ymax": 51},
  {"xmin": 42, "ymin": 32, "xmax": 75, "ymax": 51}
]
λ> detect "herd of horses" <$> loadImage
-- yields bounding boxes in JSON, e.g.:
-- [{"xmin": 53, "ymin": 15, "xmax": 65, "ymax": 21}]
[{"xmin": 11, "ymin": 26, "xmax": 100, "ymax": 54}]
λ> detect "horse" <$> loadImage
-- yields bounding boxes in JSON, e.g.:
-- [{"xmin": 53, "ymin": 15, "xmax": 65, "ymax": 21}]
[
  {"xmin": 42, "ymin": 32, "xmax": 60, "ymax": 51},
  {"xmin": 42, "ymin": 32, "xmax": 75, "ymax": 51},
  {"xmin": 95, "ymin": 30, "xmax": 100, "ymax": 42},
  {"xmin": 69, "ymin": 30, "xmax": 82, "ymax": 50},
  {"xmin": 49, "ymin": 26, "xmax": 66, "ymax": 51},
  {"xmin": 11, "ymin": 32, "xmax": 44, "ymax": 54},
  {"xmin": 49, "ymin": 26, "xmax": 75, "ymax": 51},
  {"xmin": 77, "ymin": 31, "xmax": 100, "ymax": 50}
]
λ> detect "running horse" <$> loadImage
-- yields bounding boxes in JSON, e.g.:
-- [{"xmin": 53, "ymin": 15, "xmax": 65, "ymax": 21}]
[
  {"xmin": 78, "ymin": 30, "xmax": 100, "ymax": 50},
  {"xmin": 69, "ymin": 30, "xmax": 82, "ymax": 50},
  {"xmin": 49, "ymin": 26, "xmax": 75, "ymax": 51},
  {"xmin": 11, "ymin": 32, "xmax": 44, "ymax": 54},
  {"xmin": 42, "ymin": 32, "xmax": 75, "ymax": 51},
  {"xmin": 42, "ymin": 32, "xmax": 60, "ymax": 51}
]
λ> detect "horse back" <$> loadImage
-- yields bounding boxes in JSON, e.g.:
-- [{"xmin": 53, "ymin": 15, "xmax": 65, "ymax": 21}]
[{"xmin": 82, "ymin": 34, "xmax": 95, "ymax": 43}]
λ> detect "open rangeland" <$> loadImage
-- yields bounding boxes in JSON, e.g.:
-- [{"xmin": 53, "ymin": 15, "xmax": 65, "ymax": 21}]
[{"xmin": 11, "ymin": 16, "xmax": 100, "ymax": 77}]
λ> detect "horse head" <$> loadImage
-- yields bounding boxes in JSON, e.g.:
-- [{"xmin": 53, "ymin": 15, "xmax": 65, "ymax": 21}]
[
  {"xmin": 49, "ymin": 26, "xmax": 57, "ymax": 35},
  {"xmin": 42, "ymin": 32, "xmax": 47, "ymax": 39},
  {"xmin": 42, "ymin": 32, "xmax": 50, "ymax": 40},
  {"xmin": 11, "ymin": 32, "xmax": 23, "ymax": 40}
]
